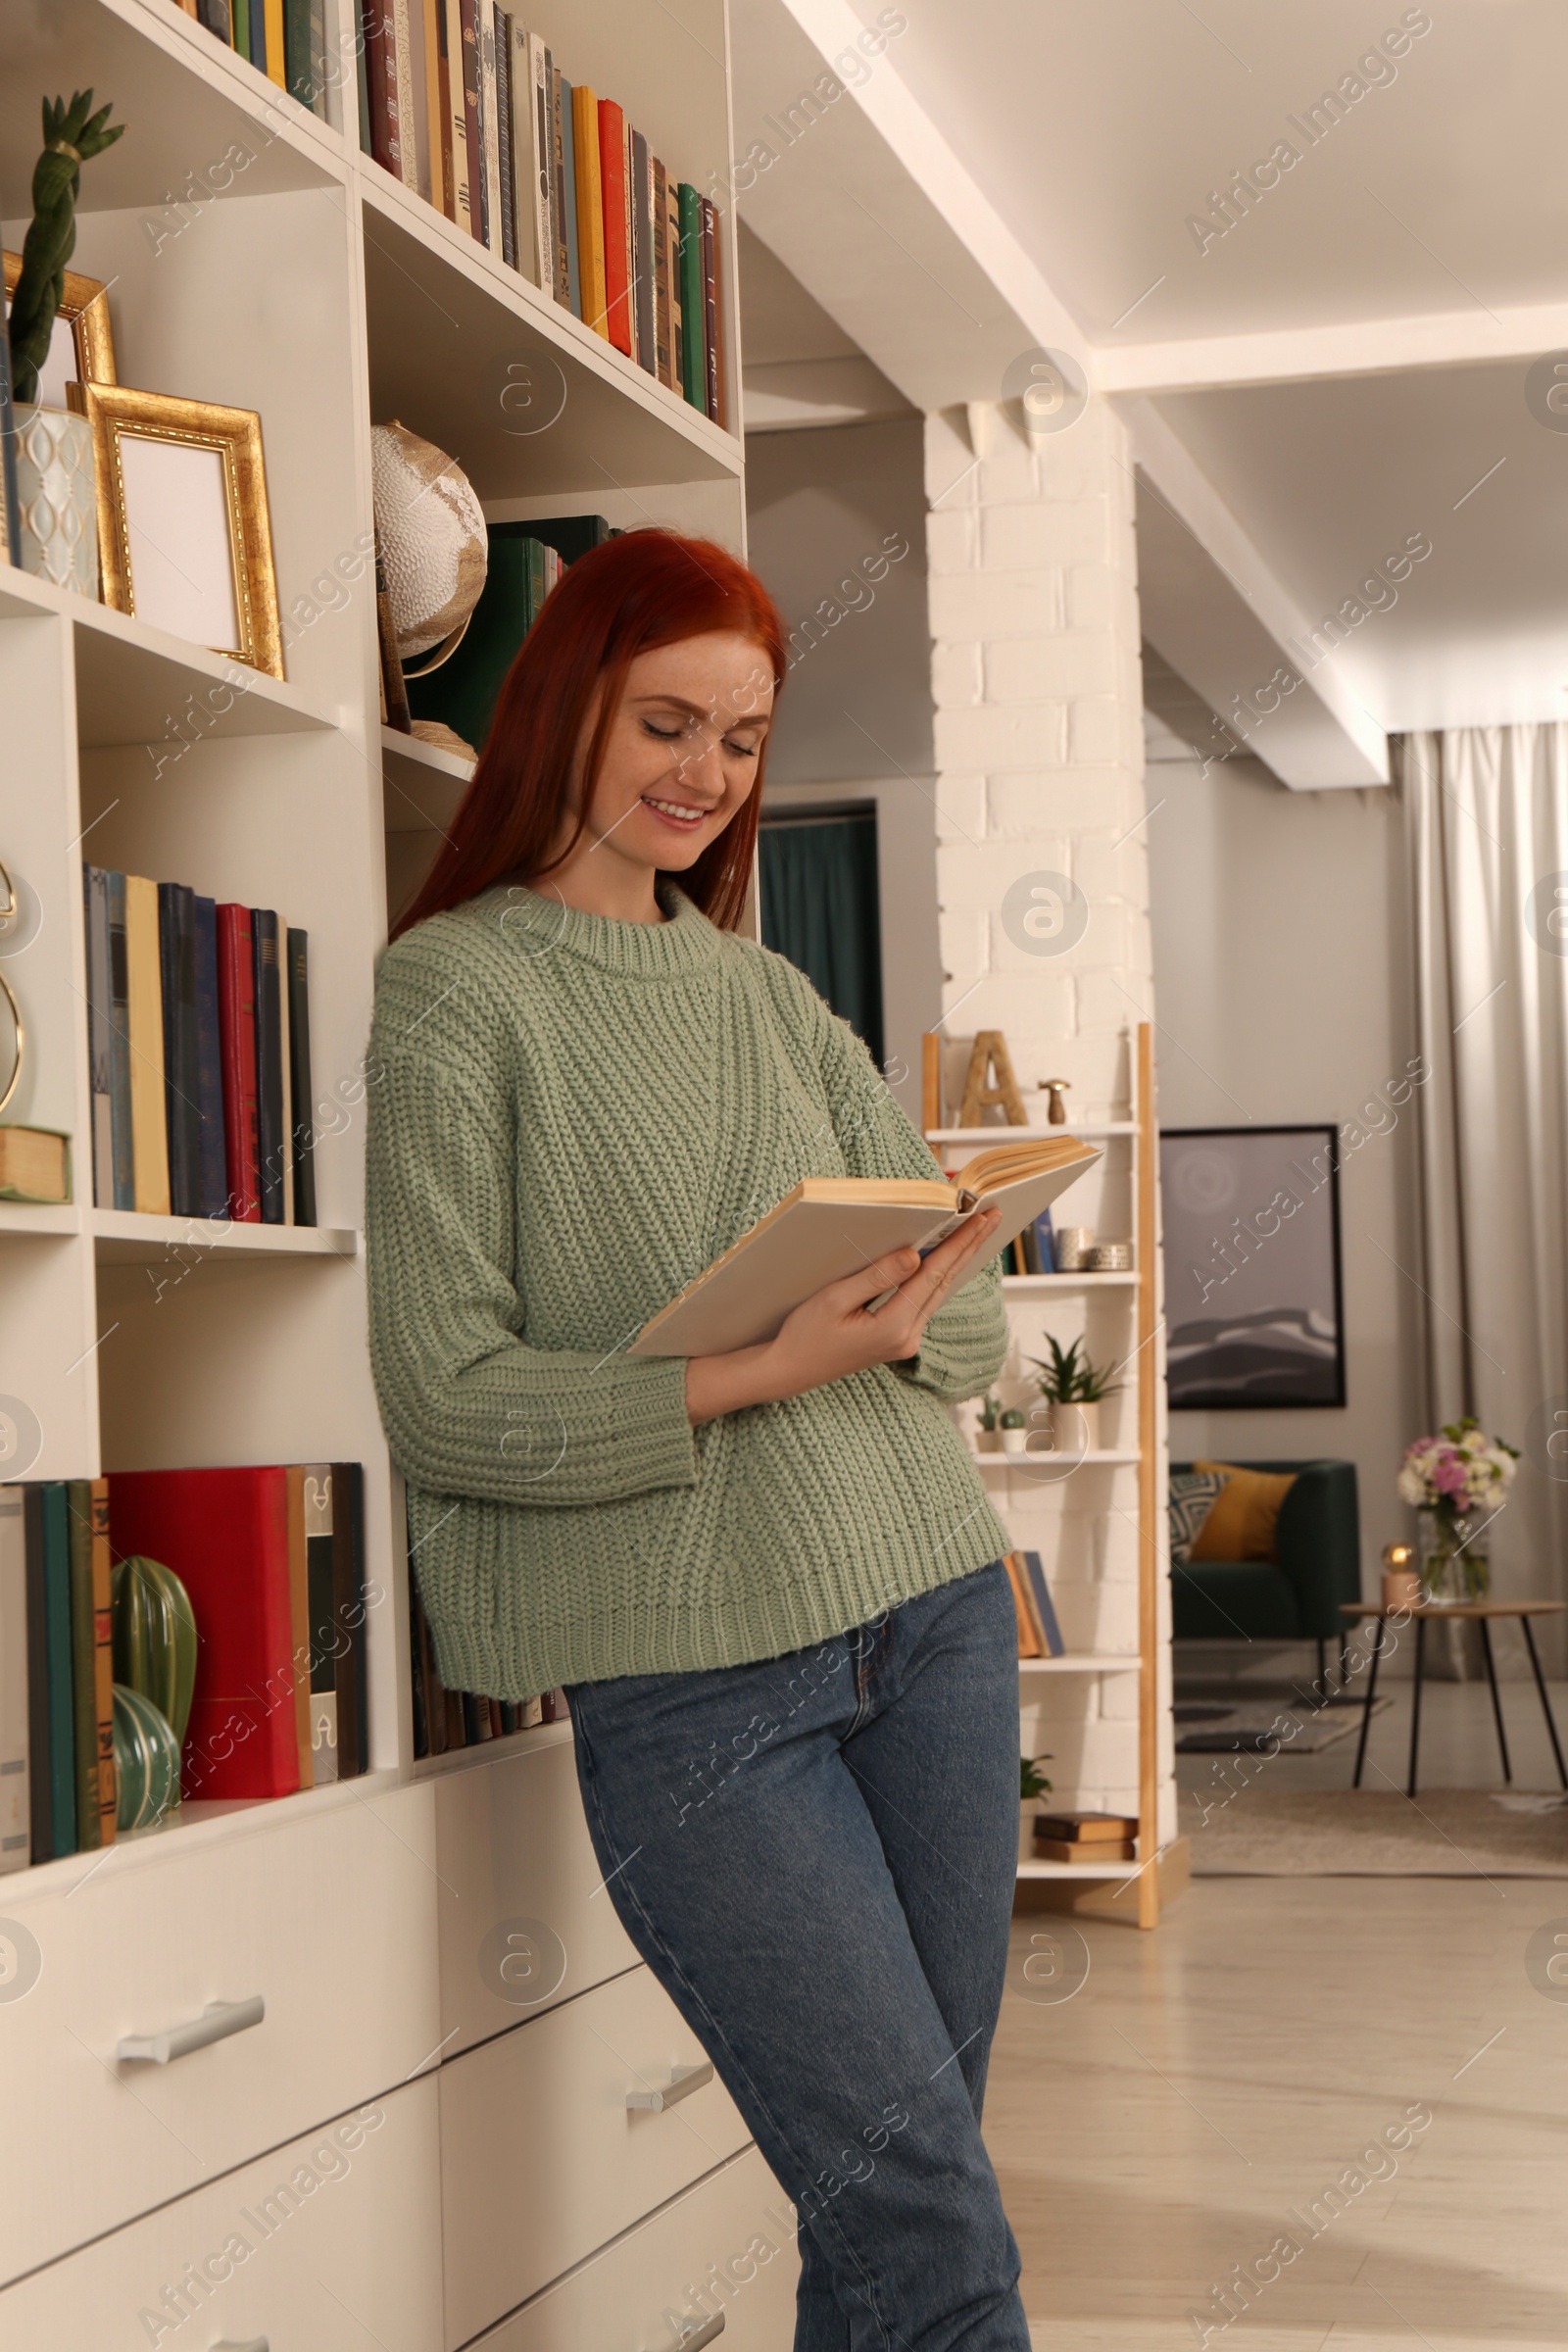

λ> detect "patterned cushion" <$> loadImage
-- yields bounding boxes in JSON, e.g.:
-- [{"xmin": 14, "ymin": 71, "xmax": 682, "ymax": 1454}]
[{"xmin": 1168, "ymin": 1470, "xmax": 1227, "ymax": 1567}]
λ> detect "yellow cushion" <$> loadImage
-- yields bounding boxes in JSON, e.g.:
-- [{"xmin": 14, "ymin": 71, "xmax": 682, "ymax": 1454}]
[{"xmin": 1188, "ymin": 1461, "xmax": 1298, "ymax": 1563}]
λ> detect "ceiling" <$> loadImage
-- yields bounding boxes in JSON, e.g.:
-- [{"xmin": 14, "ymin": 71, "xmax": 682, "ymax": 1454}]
[{"xmin": 733, "ymin": 0, "xmax": 1568, "ymax": 776}]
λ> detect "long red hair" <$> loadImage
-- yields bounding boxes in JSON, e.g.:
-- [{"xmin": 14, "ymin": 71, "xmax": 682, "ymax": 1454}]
[{"xmin": 392, "ymin": 529, "xmax": 786, "ymax": 940}]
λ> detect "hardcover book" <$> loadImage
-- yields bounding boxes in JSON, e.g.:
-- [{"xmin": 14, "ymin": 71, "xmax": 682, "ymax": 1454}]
[{"xmin": 0, "ymin": 1488, "xmax": 29, "ymax": 1873}]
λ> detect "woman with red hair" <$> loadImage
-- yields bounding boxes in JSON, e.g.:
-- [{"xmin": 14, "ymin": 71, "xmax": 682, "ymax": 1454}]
[{"xmin": 367, "ymin": 529, "xmax": 1030, "ymax": 2344}]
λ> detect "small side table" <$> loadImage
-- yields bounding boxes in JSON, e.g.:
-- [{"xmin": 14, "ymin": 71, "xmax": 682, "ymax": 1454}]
[{"xmin": 1340, "ymin": 1599, "xmax": 1567, "ymax": 1798}]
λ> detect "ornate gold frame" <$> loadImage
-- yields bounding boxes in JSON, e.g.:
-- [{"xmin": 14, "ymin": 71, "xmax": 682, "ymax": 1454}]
[
  {"xmin": 3, "ymin": 253, "xmax": 118, "ymax": 386},
  {"xmin": 66, "ymin": 382, "xmax": 284, "ymax": 680}
]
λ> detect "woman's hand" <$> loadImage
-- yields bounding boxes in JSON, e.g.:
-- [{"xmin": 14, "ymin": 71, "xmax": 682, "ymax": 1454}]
[{"xmin": 683, "ymin": 1207, "xmax": 1002, "ymax": 1427}]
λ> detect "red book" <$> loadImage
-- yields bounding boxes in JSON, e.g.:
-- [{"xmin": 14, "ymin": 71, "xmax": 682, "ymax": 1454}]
[
  {"xmin": 216, "ymin": 905, "xmax": 261, "ymax": 1222},
  {"xmin": 598, "ymin": 98, "xmax": 632, "ymax": 356},
  {"xmin": 364, "ymin": 1, "xmax": 404, "ymax": 182},
  {"xmin": 109, "ymin": 1467, "xmax": 301, "ymax": 1803}
]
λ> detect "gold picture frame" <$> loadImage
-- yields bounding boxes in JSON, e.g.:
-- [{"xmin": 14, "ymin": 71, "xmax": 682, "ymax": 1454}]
[
  {"xmin": 3, "ymin": 253, "xmax": 117, "ymax": 387},
  {"xmin": 67, "ymin": 382, "xmax": 285, "ymax": 680}
]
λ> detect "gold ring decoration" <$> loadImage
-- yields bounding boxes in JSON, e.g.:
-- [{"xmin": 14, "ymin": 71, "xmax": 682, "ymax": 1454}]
[{"xmin": 0, "ymin": 965, "xmax": 22, "ymax": 1118}]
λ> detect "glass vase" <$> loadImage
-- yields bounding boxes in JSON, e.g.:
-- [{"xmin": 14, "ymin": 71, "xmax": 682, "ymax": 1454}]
[{"xmin": 1418, "ymin": 1510, "xmax": 1491, "ymax": 1605}]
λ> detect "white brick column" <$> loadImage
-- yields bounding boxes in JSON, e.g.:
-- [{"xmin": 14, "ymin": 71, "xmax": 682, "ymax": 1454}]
[{"xmin": 925, "ymin": 395, "xmax": 1175, "ymax": 1846}]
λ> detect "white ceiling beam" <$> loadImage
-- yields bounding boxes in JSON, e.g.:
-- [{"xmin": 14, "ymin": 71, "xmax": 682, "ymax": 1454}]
[{"xmin": 1099, "ymin": 301, "xmax": 1568, "ymax": 397}]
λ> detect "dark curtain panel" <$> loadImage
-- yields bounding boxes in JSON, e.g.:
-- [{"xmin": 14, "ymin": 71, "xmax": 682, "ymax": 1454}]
[{"xmin": 758, "ymin": 811, "xmax": 885, "ymax": 1069}]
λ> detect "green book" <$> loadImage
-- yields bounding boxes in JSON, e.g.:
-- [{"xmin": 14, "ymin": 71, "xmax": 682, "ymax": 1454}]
[
  {"xmin": 232, "ymin": 0, "xmax": 251, "ymax": 60},
  {"xmin": 526, "ymin": 535, "xmax": 546, "ymax": 625},
  {"xmin": 67, "ymin": 1482, "xmax": 101, "ymax": 1852},
  {"xmin": 41, "ymin": 1484, "xmax": 75, "ymax": 1859},
  {"xmin": 677, "ymin": 182, "xmax": 704, "ymax": 410},
  {"xmin": 285, "ymin": 0, "xmax": 315, "ymax": 108},
  {"xmin": 406, "ymin": 535, "xmax": 539, "ymax": 754}
]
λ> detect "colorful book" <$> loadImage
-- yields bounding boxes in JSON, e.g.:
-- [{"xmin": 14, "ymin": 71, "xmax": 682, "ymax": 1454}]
[
  {"xmin": 560, "ymin": 74, "xmax": 581, "ymax": 315},
  {"xmin": 106, "ymin": 871, "xmax": 134, "ymax": 1209},
  {"xmin": 652, "ymin": 157, "xmax": 672, "ymax": 387},
  {"xmin": 276, "ymin": 927, "xmax": 294, "ymax": 1227},
  {"xmin": 700, "ymin": 193, "xmax": 720, "ymax": 423},
  {"xmin": 354, "ymin": 0, "xmax": 372, "ymax": 154},
  {"xmin": 664, "ymin": 169, "xmax": 683, "ymax": 394},
  {"xmin": 193, "ymin": 896, "xmax": 227, "ymax": 1217},
  {"xmin": 422, "ymin": 0, "xmax": 447, "ymax": 214},
  {"xmin": 1034, "ymin": 1836, "xmax": 1136, "ymax": 1863},
  {"xmin": 109, "ymin": 1466, "xmax": 302, "ymax": 1802},
  {"xmin": 232, "ymin": 0, "xmax": 251, "ymax": 59},
  {"xmin": 1036, "ymin": 1810, "xmax": 1139, "ymax": 1843},
  {"xmin": 478, "ymin": 4, "xmax": 503, "ymax": 251},
  {"xmin": 67, "ymin": 1482, "xmax": 102, "ymax": 1850},
  {"xmin": 283, "ymin": 1466, "xmax": 316, "ymax": 1790},
  {"xmin": 459, "ymin": 0, "xmax": 487, "ymax": 243},
  {"xmin": 444, "ymin": 0, "xmax": 470, "ymax": 228},
  {"xmin": 677, "ymin": 181, "xmax": 703, "ymax": 408},
  {"xmin": 494, "ymin": 8, "xmax": 515, "ymax": 269},
  {"xmin": 523, "ymin": 29, "xmax": 550, "ymax": 285},
  {"xmin": 1003, "ymin": 1551, "xmax": 1040, "ymax": 1660},
  {"xmin": 41, "ymin": 1485, "xmax": 74, "ymax": 1857},
  {"xmin": 216, "ymin": 905, "xmax": 261, "ymax": 1220},
  {"xmin": 0, "ymin": 1487, "xmax": 30, "ymax": 1873},
  {"xmin": 1018, "ymin": 1550, "xmax": 1065, "ymax": 1657},
  {"xmin": 363, "ymin": 0, "xmax": 404, "ymax": 180},
  {"xmin": 631, "ymin": 127, "xmax": 655, "ymax": 374},
  {"xmin": 311, "ymin": 0, "xmax": 327, "ymax": 115},
  {"xmin": 251, "ymin": 909, "xmax": 285, "ymax": 1223},
  {"xmin": 159, "ymin": 880, "xmax": 202, "ymax": 1219},
  {"xmin": 22, "ymin": 1488, "xmax": 49, "ymax": 1863},
  {"xmin": 286, "ymin": 927, "xmax": 317, "ymax": 1226},
  {"xmin": 571, "ymin": 85, "xmax": 606, "ymax": 335},
  {"xmin": 305, "ymin": 1465, "xmax": 343, "ymax": 1780},
  {"xmin": 391, "ymin": 0, "xmax": 417, "ymax": 187},
  {"xmin": 264, "ymin": 0, "xmax": 286, "ymax": 86},
  {"xmin": 598, "ymin": 97, "xmax": 631, "ymax": 354},
  {"xmin": 330, "ymin": 1462, "xmax": 368, "ymax": 1778},
  {"xmin": 83, "ymin": 866, "xmax": 113, "ymax": 1208},
  {"xmin": 124, "ymin": 875, "xmax": 171, "ymax": 1215},
  {"xmin": 86, "ymin": 1481, "xmax": 116, "ymax": 1845},
  {"xmin": 284, "ymin": 0, "xmax": 315, "ymax": 106}
]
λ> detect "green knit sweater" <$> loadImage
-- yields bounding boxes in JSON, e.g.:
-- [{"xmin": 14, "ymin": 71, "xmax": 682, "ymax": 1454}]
[{"xmin": 364, "ymin": 878, "xmax": 1012, "ymax": 1696}]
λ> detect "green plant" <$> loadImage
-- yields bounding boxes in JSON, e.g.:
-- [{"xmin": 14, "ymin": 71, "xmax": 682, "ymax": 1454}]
[
  {"xmin": 1028, "ymin": 1334, "xmax": 1121, "ymax": 1405},
  {"xmin": 8, "ymin": 91, "xmax": 125, "ymax": 407},
  {"xmin": 977, "ymin": 1390, "xmax": 1003, "ymax": 1432},
  {"xmin": 1020, "ymin": 1753, "xmax": 1053, "ymax": 1799},
  {"xmin": 1000, "ymin": 1407, "xmax": 1026, "ymax": 1430}
]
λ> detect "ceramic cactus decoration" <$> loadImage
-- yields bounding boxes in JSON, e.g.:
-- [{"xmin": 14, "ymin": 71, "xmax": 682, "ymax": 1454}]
[
  {"xmin": 8, "ymin": 90, "xmax": 124, "ymax": 406},
  {"xmin": 111, "ymin": 1553, "xmax": 198, "ymax": 1754}
]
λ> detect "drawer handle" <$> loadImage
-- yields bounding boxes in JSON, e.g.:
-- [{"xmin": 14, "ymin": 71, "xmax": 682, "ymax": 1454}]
[
  {"xmin": 626, "ymin": 2059, "xmax": 713, "ymax": 2111},
  {"xmin": 656, "ymin": 2318, "xmax": 724, "ymax": 2352},
  {"xmin": 118, "ymin": 1995, "xmax": 266, "ymax": 2065}
]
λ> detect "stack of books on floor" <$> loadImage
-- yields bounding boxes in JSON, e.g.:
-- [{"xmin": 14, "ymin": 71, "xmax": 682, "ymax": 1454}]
[
  {"xmin": 81, "ymin": 867, "xmax": 315, "ymax": 1224},
  {"xmin": 1033, "ymin": 1810, "xmax": 1139, "ymax": 1863},
  {"xmin": 1004, "ymin": 1550, "xmax": 1065, "ymax": 1659},
  {"xmin": 355, "ymin": 3, "xmax": 726, "ymax": 422},
  {"xmin": 408, "ymin": 1579, "xmax": 565, "ymax": 1757},
  {"xmin": 401, "ymin": 514, "xmax": 613, "ymax": 753},
  {"xmin": 183, "ymin": 0, "xmax": 332, "ymax": 115},
  {"xmin": 0, "ymin": 1463, "xmax": 368, "ymax": 1871}
]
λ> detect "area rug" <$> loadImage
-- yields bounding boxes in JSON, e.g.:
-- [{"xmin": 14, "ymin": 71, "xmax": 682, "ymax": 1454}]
[
  {"xmin": 1180, "ymin": 1786, "xmax": 1568, "ymax": 1875},
  {"xmin": 1174, "ymin": 1696, "xmax": 1392, "ymax": 1754}
]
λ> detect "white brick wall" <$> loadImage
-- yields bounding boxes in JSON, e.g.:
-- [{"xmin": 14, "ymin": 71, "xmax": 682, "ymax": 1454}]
[{"xmin": 925, "ymin": 395, "xmax": 1177, "ymax": 1849}]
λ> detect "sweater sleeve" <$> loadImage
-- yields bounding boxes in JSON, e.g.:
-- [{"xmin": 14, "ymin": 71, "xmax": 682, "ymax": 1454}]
[
  {"xmin": 779, "ymin": 958, "xmax": 1008, "ymax": 1405},
  {"xmin": 364, "ymin": 977, "xmax": 698, "ymax": 1510}
]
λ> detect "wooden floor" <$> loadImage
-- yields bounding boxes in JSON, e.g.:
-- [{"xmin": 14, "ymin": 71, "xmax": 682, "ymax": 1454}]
[{"xmin": 990, "ymin": 1870, "xmax": 1568, "ymax": 2348}]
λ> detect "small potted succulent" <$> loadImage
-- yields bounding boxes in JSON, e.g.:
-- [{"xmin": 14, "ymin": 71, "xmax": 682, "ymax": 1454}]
[
  {"xmin": 975, "ymin": 1390, "xmax": 1003, "ymax": 1452},
  {"xmin": 1029, "ymin": 1335, "xmax": 1122, "ymax": 1454},
  {"xmin": 1020, "ymin": 1753, "xmax": 1053, "ymax": 1800},
  {"xmin": 1000, "ymin": 1405, "xmax": 1029, "ymax": 1454}
]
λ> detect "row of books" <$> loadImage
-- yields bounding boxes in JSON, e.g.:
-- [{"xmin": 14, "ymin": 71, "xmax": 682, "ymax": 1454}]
[
  {"xmin": 408, "ymin": 1576, "xmax": 564, "ymax": 1756},
  {"xmin": 0, "ymin": 1464, "xmax": 367, "ymax": 1872},
  {"xmin": 82, "ymin": 867, "xmax": 316, "ymax": 1225},
  {"xmin": 357, "ymin": 4, "xmax": 726, "ymax": 423},
  {"xmin": 1004, "ymin": 1549, "xmax": 1065, "ymax": 1659},
  {"xmin": 182, "ymin": 0, "xmax": 333, "ymax": 117},
  {"xmin": 1033, "ymin": 1809, "xmax": 1139, "ymax": 1864},
  {"xmin": 1000, "ymin": 1206, "xmax": 1056, "ymax": 1279},
  {"xmin": 399, "ymin": 517, "xmax": 606, "ymax": 752}
]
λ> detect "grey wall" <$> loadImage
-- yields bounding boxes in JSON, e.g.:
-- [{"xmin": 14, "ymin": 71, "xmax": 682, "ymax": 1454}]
[
  {"xmin": 1145, "ymin": 719, "xmax": 1421, "ymax": 1593},
  {"xmin": 745, "ymin": 416, "xmax": 933, "ymax": 785}
]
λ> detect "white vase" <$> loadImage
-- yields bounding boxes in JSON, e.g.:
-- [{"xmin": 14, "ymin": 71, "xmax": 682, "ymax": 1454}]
[
  {"xmin": 1000, "ymin": 1426, "xmax": 1029, "ymax": 1454},
  {"xmin": 1048, "ymin": 1399, "xmax": 1100, "ymax": 1453},
  {"xmin": 14, "ymin": 406, "xmax": 99, "ymax": 598}
]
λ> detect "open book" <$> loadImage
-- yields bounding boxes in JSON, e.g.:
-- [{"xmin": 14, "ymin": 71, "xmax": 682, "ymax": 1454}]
[{"xmin": 629, "ymin": 1134, "xmax": 1101, "ymax": 1358}]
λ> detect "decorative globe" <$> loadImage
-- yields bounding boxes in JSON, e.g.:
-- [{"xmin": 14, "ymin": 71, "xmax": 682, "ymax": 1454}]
[{"xmin": 370, "ymin": 419, "xmax": 488, "ymax": 666}]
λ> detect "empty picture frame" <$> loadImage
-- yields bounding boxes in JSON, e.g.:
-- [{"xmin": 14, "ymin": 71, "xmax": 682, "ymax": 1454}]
[
  {"xmin": 68, "ymin": 383, "xmax": 284, "ymax": 678},
  {"xmin": 1160, "ymin": 1125, "xmax": 1347, "ymax": 1409},
  {"xmin": 2, "ymin": 255, "xmax": 117, "ymax": 403}
]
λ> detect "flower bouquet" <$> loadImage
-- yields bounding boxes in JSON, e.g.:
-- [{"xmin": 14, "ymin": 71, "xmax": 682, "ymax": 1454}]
[{"xmin": 1396, "ymin": 1417, "xmax": 1518, "ymax": 1601}]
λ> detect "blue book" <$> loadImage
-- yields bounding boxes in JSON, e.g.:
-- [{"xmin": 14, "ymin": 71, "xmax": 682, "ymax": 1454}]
[
  {"xmin": 41, "ymin": 1484, "xmax": 76, "ymax": 1858},
  {"xmin": 106, "ymin": 872, "xmax": 135, "ymax": 1209},
  {"xmin": 1020, "ymin": 1551, "xmax": 1064, "ymax": 1657},
  {"xmin": 193, "ymin": 896, "xmax": 227, "ymax": 1216},
  {"xmin": 560, "ymin": 77, "xmax": 581, "ymax": 318},
  {"xmin": 1031, "ymin": 1207, "xmax": 1056, "ymax": 1273}
]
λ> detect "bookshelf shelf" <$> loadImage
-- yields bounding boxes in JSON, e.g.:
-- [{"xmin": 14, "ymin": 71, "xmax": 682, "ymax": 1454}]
[
  {"xmin": 968, "ymin": 1449, "xmax": 1140, "ymax": 1470},
  {"xmin": 0, "ymin": 1204, "xmax": 81, "ymax": 1240},
  {"xmin": 1015, "ymin": 1856, "xmax": 1140, "ymax": 1882},
  {"xmin": 89, "ymin": 1210, "xmax": 359, "ymax": 1265},
  {"xmin": 382, "ymin": 726, "xmax": 474, "ymax": 835},
  {"xmin": 926, "ymin": 1122, "xmax": 1136, "ymax": 1143},
  {"xmin": 1017, "ymin": 1655, "xmax": 1140, "ymax": 1675},
  {"xmin": 412, "ymin": 1716, "xmax": 575, "ymax": 1781},
  {"xmin": 1001, "ymin": 1271, "xmax": 1137, "ymax": 1291}
]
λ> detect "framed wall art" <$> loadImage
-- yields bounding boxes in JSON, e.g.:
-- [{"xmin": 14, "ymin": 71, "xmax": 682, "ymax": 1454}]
[
  {"xmin": 1160, "ymin": 1124, "xmax": 1346, "ymax": 1410},
  {"xmin": 67, "ymin": 382, "xmax": 284, "ymax": 678},
  {"xmin": 3, "ymin": 254, "xmax": 117, "ymax": 402}
]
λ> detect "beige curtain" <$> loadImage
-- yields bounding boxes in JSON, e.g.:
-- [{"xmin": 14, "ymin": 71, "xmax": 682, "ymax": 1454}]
[{"xmin": 1403, "ymin": 726, "xmax": 1568, "ymax": 1655}]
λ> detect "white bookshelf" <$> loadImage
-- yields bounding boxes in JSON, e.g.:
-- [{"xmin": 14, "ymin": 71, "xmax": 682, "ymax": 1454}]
[
  {"xmin": 0, "ymin": 0, "xmax": 796, "ymax": 2333},
  {"xmin": 926, "ymin": 1026, "xmax": 1169, "ymax": 1925}
]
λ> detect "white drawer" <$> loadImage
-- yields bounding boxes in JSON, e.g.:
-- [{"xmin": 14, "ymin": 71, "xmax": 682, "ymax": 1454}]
[
  {"xmin": 0, "ymin": 1784, "xmax": 441, "ymax": 2281},
  {"xmin": 0, "ymin": 2076, "xmax": 442, "ymax": 2352},
  {"xmin": 432, "ymin": 1731, "xmax": 639, "ymax": 2055},
  {"xmin": 441, "ymin": 1965, "xmax": 751, "ymax": 2348},
  {"xmin": 477, "ymin": 2145, "xmax": 799, "ymax": 2352}
]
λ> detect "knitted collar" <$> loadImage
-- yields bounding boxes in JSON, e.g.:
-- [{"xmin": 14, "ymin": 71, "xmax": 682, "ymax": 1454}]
[{"xmin": 481, "ymin": 876, "xmax": 723, "ymax": 976}]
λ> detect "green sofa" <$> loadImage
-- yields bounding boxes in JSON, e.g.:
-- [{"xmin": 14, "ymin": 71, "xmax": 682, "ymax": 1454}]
[{"xmin": 1170, "ymin": 1457, "xmax": 1362, "ymax": 1684}]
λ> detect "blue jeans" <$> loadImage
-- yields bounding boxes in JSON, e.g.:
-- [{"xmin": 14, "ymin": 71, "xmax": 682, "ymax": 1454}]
[{"xmin": 565, "ymin": 1557, "xmax": 1030, "ymax": 2351}]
